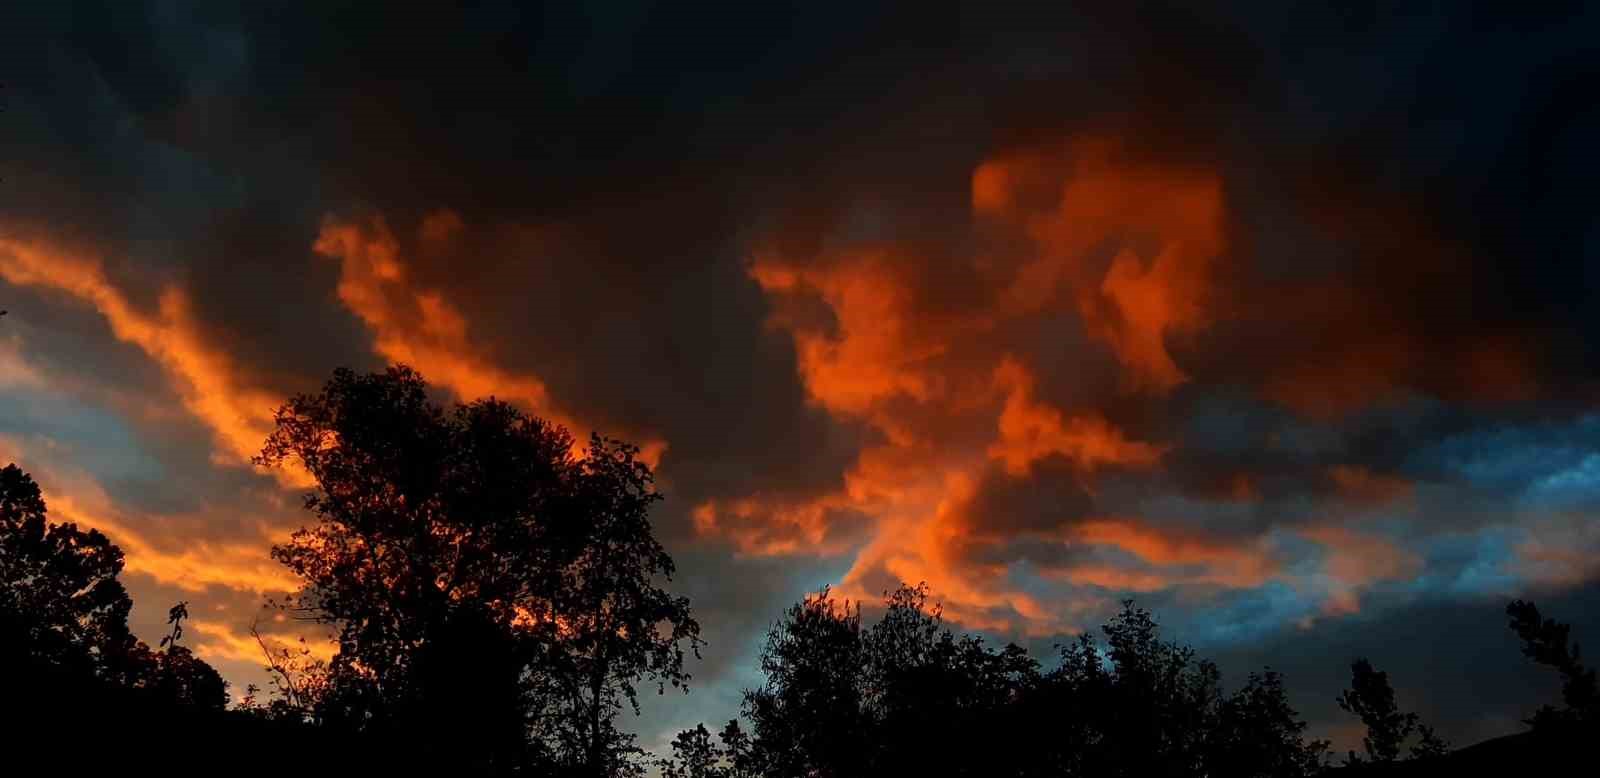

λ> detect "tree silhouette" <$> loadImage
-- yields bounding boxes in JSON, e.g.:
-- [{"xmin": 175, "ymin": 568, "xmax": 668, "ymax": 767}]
[
  {"xmin": 255, "ymin": 365, "xmax": 701, "ymax": 775},
  {"xmin": 1507, "ymin": 599, "xmax": 1598, "ymax": 729},
  {"xmin": 2, "ymin": 462, "xmax": 225, "ymax": 711},
  {"xmin": 739, "ymin": 586, "xmax": 868, "ymax": 778},
  {"xmin": 2, "ymin": 462, "xmax": 142, "ymax": 678},
  {"xmin": 860, "ymin": 584, "xmax": 1038, "ymax": 776},
  {"xmin": 1021, "ymin": 600, "xmax": 1327, "ymax": 777},
  {"xmin": 150, "ymin": 599, "xmax": 227, "ymax": 710},
  {"xmin": 1206, "ymin": 670, "xmax": 1331, "ymax": 777},
  {"xmin": 685, "ymin": 588, "xmax": 1328, "ymax": 778},
  {"xmin": 1337, "ymin": 658, "xmax": 1447, "ymax": 765},
  {"xmin": 655, "ymin": 722, "xmax": 762, "ymax": 778}
]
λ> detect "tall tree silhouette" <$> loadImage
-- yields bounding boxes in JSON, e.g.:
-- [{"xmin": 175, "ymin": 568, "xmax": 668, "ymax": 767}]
[
  {"xmin": 1337, "ymin": 658, "xmax": 1447, "ymax": 765},
  {"xmin": 740, "ymin": 586, "xmax": 868, "ymax": 778},
  {"xmin": 255, "ymin": 365, "xmax": 701, "ymax": 776},
  {"xmin": 1507, "ymin": 599, "xmax": 1598, "ymax": 729}
]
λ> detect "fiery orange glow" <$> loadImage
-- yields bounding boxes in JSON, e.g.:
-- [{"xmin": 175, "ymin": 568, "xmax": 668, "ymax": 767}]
[
  {"xmin": 1072, "ymin": 519, "xmax": 1279, "ymax": 588},
  {"xmin": 697, "ymin": 141, "xmax": 1257, "ymax": 633},
  {"xmin": 189, "ymin": 619, "xmax": 337, "ymax": 666},
  {"xmin": 46, "ymin": 484, "xmax": 303, "ymax": 595},
  {"xmin": 0, "ymin": 236, "xmax": 309, "ymax": 487},
  {"xmin": 990, "ymin": 358, "xmax": 1166, "ymax": 476}
]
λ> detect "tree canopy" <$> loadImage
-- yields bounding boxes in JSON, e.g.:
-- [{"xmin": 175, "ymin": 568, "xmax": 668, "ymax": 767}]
[
  {"xmin": 255, "ymin": 365, "xmax": 701, "ymax": 775},
  {"xmin": 664, "ymin": 586, "xmax": 1330, "ymax": 778},
  {"xmin": 1, "ymin": 462, "xmax": 225, "ymax": 709}
]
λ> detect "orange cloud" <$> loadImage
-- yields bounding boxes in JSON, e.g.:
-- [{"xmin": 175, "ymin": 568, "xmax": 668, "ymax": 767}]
[
  {"xmin": 189, "ymin": 618, "xmax": 336, "ymax": 666},
  {"xmin": 47, "ymin": 489, "xmax": 302, "ymax": 596},
  {"xmin": 693, "ymin": 139, "xmax": 1244, "ymax": 634},
  {"xmin": 990, "ymin": 358, "xmax": 1167, "ymax": 476},
  {"xmin": 1300, "ymin": 525, "xmax": 1422, "ymax": 616},
  {"xmin": 313, "ymin": 212, "xmax": 667, "ymax": 467},
  {"xmin": 984, "ymin": 139, "xmax": 1227, "ymax": 392},
  {"xmin": 692, "ymin": 495, "xmax": 859, "ymax": 557},
  {"xmin": 749, "ymin": 249, "xmax": 984, "ymax": 423},
  {"xmin": 1070, "ymin": 518, "xmax": 1279, "ymax": 589},
  {"xmin": 0, "ymin": 236, "xmax": 304, "ymax": 485}
]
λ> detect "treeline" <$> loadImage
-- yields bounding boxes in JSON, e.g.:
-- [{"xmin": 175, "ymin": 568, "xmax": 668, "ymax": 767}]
[
  {"xmin": 2, "ymin": 366, "xmax": 1595, "ymax": 776},
  {"xmin": 655, "ymin": 586, "xmax": 1593, "ymax": 778}
]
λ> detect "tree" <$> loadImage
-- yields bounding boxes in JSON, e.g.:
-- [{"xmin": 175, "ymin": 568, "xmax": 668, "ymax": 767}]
[
  {"xmin": 739, "ymin": 587, "xmax": 868, "ymax": 778},
  {"xmin": 255, "ymin": 365, "xmax": 701, "ymax": 775},
  {"xmin": 1337, "ymin": 658, "xmax": 1446, "ymax": 765},
  {"xmin": 1, "ymin": 463, "xmax": 225, "ymax": 711},
  {"xmin": 1096, "ymin": 601, "xmax": 1223, "ymax": 776},
  {"xmin": 151, "ymin": 600, "xmax": 228, "ymax": 710},
  {"xmin": 0, "ymin": 463, "xmax": 141, "ymax": 676},
  {"xmin": 1207, "ymin": 670, "xmax": 1330, "ymax": 777},
  {"xmin": 860, "ymin": 584, "xmax": 1039, "ymax": 777},
  {"xmin": 712, "ymin": 589, "xmax": 1327, "ymax": 778},
  {"xmin": 1507, "ymin": 599, "xmax": 1598, "ymax": 728}
]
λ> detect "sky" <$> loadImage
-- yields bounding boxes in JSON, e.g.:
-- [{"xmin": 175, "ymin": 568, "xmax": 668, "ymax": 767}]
[{"xmin": 3, "ymin": 0, "xmax": 1599, "ymax": 755}]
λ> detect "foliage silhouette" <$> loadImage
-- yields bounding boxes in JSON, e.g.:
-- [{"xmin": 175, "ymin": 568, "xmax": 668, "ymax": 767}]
[
  {"xmin": 662, "ymin": 587, "xmax": 1330, "ymax": 778},
  {"xmin": 1336, "ymin": 658, "xmax": 1447, "ymax": 766},
  {"xmin": 1506, "ymin": 599, "xmax": 1598, "ymax": 729},
  {"xmin": 0, "ymin": 462, "xmax": 226, "ymax": 709},
  {"xmin": 2, "ymin": 462, "xmax": 141, "ymax": 677},
  {"xmin": 0, "ymin": 462, "xmax": 295, "ymax": 773},
  {"xmin": 254, "ymin": 365, "xmax": 701, "ymax": 776}
]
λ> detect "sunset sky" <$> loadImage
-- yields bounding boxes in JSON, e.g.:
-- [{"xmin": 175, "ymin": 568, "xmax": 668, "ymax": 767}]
[{"xmin": 3, "ymin": 1, "xmax": 1599, "ymax": 754}]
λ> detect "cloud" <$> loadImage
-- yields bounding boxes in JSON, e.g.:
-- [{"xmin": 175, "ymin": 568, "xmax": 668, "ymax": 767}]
[
  {"xmin": 189, "ymin": 617, "xmax": 336, "ymax": 667},
  {"xmin": 0, "ymin": 334, "xmax": 46, "ymax": 389},
  {"xmin": 0, "ymin": 235, "xmax": 306, "ymax": 486},
  {"xmin": 35, "ymin": 473, "xmax": 301, "ymax": 596},
  {"xmin": 693, "ymin": 143, "xmax": 1265, "ymax": 634},
  {"xmin": 312, "ymin": 212, "xmax": 668, "ymax": 466},
  {"xmin": 1300, "ymin": 525, "xmax": 1424, "ymax": 617},
  {"xmin": 979, "ymin": 139, "xmax": 1227, "ymax": 393},
  {"xmin": 1514, "ymin": 514, "xmax": 1600, "ymax": 589},
  {"xmin": 990, "ymin": 358, "xmax": 1167, "ymax": 475},
  {"xmin": 1327, "ymin": 465, "xmax": 1414, "ymax": 506}
]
